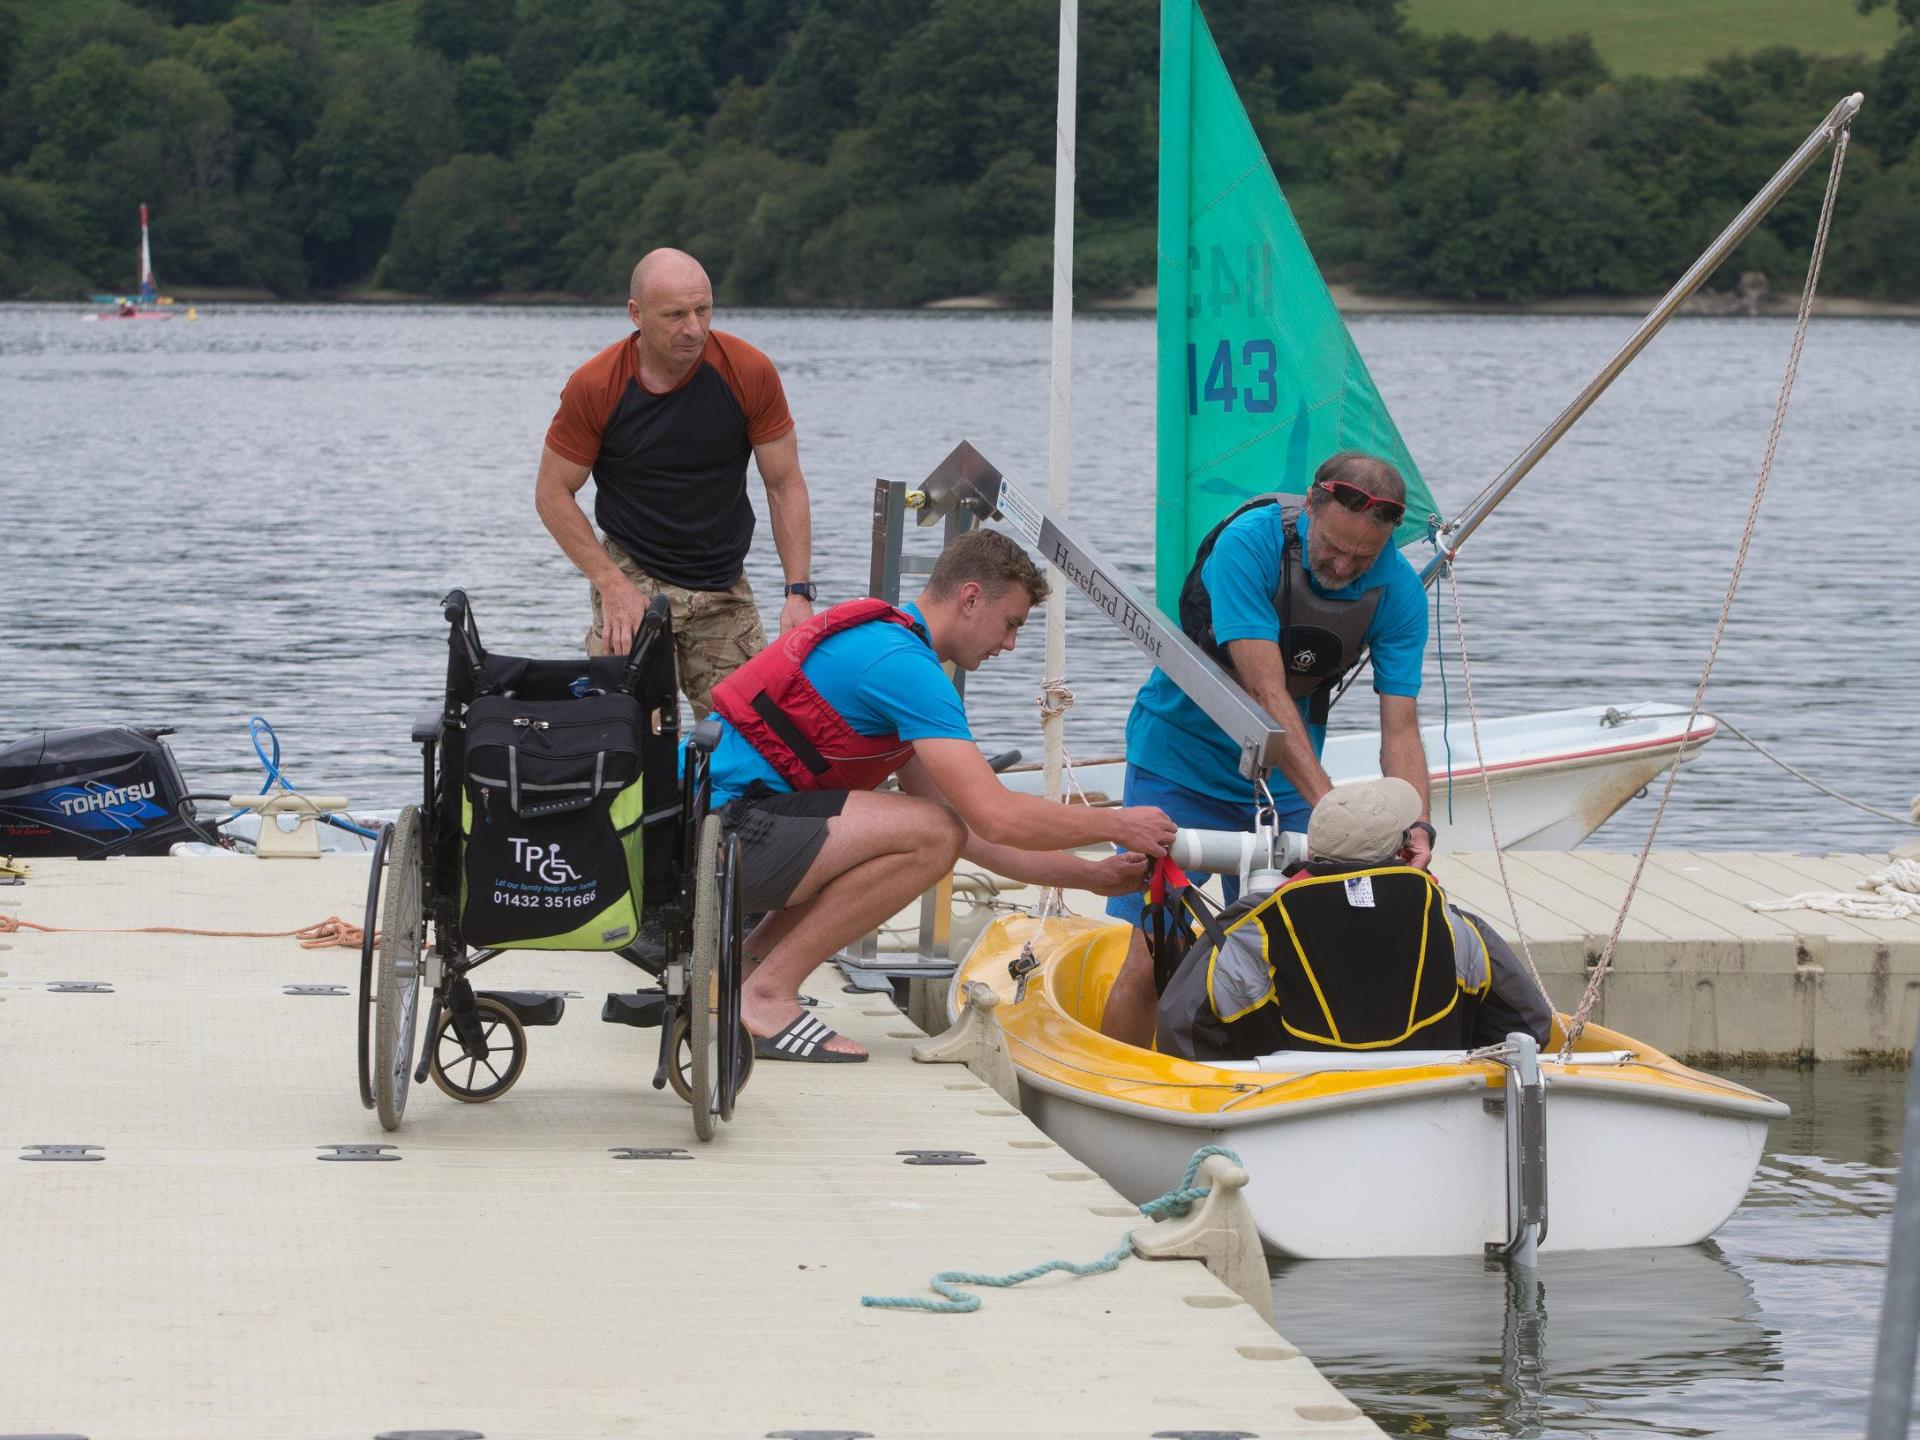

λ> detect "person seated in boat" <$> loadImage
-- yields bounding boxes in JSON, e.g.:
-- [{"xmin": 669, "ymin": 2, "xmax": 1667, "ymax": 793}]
[
  {"xmin": 1153, "ymin": 777, "xmax": 1553, "ymax": 1063},
  {"xmin": 705, "ymin": 529, "xmax": 1178, "ymax": 1063},
  {"xmin": 1101, "ymin": 450, "xmax": 1434, "ymax": 1047}
]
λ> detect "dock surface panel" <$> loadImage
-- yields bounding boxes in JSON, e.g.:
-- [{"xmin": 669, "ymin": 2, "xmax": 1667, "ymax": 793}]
[{"xmin": 1, "ymin": 857, "xmax": 1376, "ymax": 1439}]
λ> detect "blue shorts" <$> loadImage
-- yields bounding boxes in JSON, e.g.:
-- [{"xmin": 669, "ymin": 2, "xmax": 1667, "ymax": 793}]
[{"xmin": 1104, "ymin": 764, "xmax": 1312, "ymax": 925}]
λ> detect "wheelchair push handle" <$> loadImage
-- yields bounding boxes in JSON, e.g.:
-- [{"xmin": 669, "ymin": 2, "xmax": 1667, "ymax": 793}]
[
  {"xmin": 617, "ymin": 594, "xmax": 674, "ymax": 695},
  {"xmin": 440, "ymin": 588, "xmax": 487, "ymax": 683}
]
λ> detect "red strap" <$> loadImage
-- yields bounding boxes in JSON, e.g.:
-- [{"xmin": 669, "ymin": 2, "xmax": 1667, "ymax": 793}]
[{"xmin": 1147, "ymin": 856, "xmax": 1191, "ymax": 907}]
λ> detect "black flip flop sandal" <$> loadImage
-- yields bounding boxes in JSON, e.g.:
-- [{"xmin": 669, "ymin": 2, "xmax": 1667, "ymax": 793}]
[{"xmin": 751, "ymin": 1012, "xmax": 868, "ymax": 1063}]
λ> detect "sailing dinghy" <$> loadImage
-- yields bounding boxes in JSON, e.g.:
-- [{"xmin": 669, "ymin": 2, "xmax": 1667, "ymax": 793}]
[
  {"xmin": 84, "ymin": 205, "xmax": 177, "ymax": 321},
  {"xmin": 925, "ymin": 2, "xmax": 1866, "ymax": 1262}
]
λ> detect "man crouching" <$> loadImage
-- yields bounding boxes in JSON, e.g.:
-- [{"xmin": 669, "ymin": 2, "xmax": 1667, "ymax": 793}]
[{"xmin": 704, "ymin": 529, "xmax": 1178, "ymax": 1062}]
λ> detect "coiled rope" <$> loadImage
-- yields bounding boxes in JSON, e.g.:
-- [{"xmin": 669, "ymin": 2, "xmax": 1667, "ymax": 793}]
[
  {"xmin": 1750, "ymin": 856, "xmax": 1920, "ymax": 922},
  {"xmin": 860, "ymin": 1145, "xmax": 1242, "ymax": 1314},
  {"xmin": 1557, "ymin": 119, "xmax": 1853, "ymax": 1061}
]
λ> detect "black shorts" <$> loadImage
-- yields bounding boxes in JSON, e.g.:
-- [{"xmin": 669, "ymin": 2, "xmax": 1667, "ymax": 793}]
[{"xmin": 718, "ymin": 788, "xmax": 849, "ymax": 911}]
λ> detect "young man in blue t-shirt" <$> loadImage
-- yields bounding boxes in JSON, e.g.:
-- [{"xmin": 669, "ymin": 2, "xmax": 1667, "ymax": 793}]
[
  {"xmin": 707, "ymin": 530, "xmax": 1177, "ymax": 1062},
  {"xmin": 1100, "ymin": 452, "xmax": 1435, "ymax": 1046}
]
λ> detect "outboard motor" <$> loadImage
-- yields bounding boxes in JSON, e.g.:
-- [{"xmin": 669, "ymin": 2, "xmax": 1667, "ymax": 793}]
[{"xmin": 0, "ymin": 726, "xmax": 201, "ymax": 858}]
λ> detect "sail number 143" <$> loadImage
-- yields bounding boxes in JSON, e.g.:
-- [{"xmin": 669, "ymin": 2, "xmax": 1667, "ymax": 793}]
[{"xmin": 1186, "ymin": 339, "xmax": 1279, "ymax": 415}]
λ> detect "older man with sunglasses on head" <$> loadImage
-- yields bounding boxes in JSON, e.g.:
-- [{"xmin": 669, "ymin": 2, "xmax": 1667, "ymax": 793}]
[{"xmin": 1100, "ymin": 451, "xmax": 1434, "ymax": 1047}]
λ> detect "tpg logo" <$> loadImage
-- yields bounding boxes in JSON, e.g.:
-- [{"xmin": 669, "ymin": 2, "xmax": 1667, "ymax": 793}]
[
  {"xmin": 508, "ymin": 837, "xmax": 582, "ymax": 885},
  {"xmin": 55, "ymin": 781, "xmax": 157, "ymax": 817}
]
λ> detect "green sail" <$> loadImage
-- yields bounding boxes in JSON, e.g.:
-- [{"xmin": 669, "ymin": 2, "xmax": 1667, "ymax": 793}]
[{"xmin": 1154, "ymin": 0, "xmax": 1439, "ymax": 614}]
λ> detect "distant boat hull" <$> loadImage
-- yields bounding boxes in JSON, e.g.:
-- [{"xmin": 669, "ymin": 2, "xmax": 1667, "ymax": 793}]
[
  {"xmin": 999, "ymin": 702, "xmax": 1716, "ymax": 851},
  {"xmin": 83, "ymin": 311, "xmax": 175, "ymax": 322}
]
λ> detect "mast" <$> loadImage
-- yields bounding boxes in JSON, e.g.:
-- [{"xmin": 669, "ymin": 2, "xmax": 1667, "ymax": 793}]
[
  {"xmin": 1041, "ymin": 0, "xmax": 1079, "ymax": 801},
  {"xmin": 1427, "ymin": 93, "xmax": 1863, "ymax": 576},
  {"xmin": 138, "ymin": 203, "xmax": 156, "ymax": 306},
  {"xmin": 1154, "ymin": 0, "xmax": 1193, "ymax": 616}
]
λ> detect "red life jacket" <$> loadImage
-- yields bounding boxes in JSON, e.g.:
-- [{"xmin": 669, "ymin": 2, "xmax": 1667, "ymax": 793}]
[{"xmin": 709, "ymin": 598, "xmax": 927, "ymax": 793}]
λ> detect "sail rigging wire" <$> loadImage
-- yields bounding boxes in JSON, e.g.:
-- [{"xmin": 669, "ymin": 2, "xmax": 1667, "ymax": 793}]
[
  {"xmin": 1556, "ymin": 121, "xmax": 1854, "ymax": 1062},
  {"xmin": 1437, "ymin": 560, "xmax": 1554, "ymax": 1012},
  {"xmin": 1041, "ymin": 0, "xmax": 1079, "ymax": 803}
]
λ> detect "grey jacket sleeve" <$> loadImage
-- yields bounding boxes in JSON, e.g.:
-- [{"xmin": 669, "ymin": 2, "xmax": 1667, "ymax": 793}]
[{"xmin": 1451, "ymin": 905, "xmax": 1553, "ymax": 1047}]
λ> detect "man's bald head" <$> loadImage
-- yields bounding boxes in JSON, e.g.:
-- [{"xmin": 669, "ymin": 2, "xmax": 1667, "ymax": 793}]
[
  {"xmin": 630, "ymin": 248, "xmax": 710, "ymax": 306},
  {"xmin": 626, "ymin": 248, "xmax": 714, "ymax": 381}
]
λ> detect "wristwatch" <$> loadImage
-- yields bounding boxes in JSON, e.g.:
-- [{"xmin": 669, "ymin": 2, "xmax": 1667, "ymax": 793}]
[
  {"xmin": 784, "ymin": 581, "xmax": 818, "ymax": 601},
  {"xmin": 1408, "ymin": 820, "xmax": 1437, "ymax": 846}
]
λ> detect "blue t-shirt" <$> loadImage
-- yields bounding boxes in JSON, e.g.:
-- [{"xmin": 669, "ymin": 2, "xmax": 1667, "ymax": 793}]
[
  {"xmin": 707, "ymin": 602, "xmax": 974, "ymax": 807},
  {"xmin": 1126, "ymin": 505, "xmax": 1428, "ymax": 806}
]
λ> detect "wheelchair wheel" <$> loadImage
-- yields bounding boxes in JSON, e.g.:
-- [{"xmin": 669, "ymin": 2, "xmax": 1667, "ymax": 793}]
[
  {"xmin": 355, "ymin": 818, "xmax": 396, "ymax": 1110},
  {"xmin": 684, "ymin": 812, "xmax": 723, "ymax": 1140},
  {"xmin": 429, "ymin": 995, "xmax": 527, "ymax": 1102},
  {"xmin": 374, "ymin": 804, "xmax": 427, "ymax": 1131},
  {"xmin": 715, "ymin": 828, "xmax": 749, "ymax": 1122}
]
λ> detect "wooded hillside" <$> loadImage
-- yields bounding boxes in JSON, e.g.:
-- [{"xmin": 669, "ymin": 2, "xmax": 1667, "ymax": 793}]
[{"xmin": 2, "ymin": 0, "xmax": 1915, "ymax": 303}]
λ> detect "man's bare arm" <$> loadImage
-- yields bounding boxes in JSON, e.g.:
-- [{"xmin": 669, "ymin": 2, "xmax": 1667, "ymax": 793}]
[
  {"xmin": 534, "ymin": 444, "xmax": 646, "ymax": 653},
  {"xmin": 1224, "ymin": 637, "xmax": 1333, "ymax": 807},
  {"xmin": 754, "ymin": 430, "xmax": 814, "ymax": 633},
  {"xmin": 1378, "ymin": 692, "xmax": 1433, "ymax": 865},
  {"xmin": 897, "ymin": 761, "xmax": 1148, "ymax": 894},
  {"xmin": 906, "ymin": 741, "xmax": 1174, "ymax": 856}
]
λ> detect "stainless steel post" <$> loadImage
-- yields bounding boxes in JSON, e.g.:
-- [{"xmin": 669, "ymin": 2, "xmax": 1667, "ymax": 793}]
[
  {"xmin": 1866, "ymin": 1006, "xmax": 1920, "ymax": 1439},
  {"xmin": 1426, "ymin": 92, "xmax": 1863, "ymax": 576}
]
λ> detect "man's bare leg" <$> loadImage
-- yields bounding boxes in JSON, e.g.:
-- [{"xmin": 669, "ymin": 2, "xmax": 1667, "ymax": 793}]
[
  {"xmin": 1100, "ymin": 927, "xmax": 1158, "ymax": 1048},
  {"xmin": 740, "ymin": 791, "xmax": 965, "ymax": 1056}
]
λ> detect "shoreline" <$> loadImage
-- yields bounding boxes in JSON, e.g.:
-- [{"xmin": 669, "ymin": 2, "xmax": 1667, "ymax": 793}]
[{"xmin": 21, "ymin": 282, "xmax": 1920, "ymax": 320}]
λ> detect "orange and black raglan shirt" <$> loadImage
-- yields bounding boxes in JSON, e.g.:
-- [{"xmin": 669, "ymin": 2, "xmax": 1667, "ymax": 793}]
[{"xmin": 545, "ymin": 329, "xmax": 795, "ymax": 590}]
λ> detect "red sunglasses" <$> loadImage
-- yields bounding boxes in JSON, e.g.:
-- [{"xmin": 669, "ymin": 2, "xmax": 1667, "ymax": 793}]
[{"xmin": 1314, "ymin": 478, "xmax": 1406, "ymax": 526}]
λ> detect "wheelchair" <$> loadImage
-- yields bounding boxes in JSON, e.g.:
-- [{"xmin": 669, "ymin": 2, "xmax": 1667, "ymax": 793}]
[{"xmin": 355, "ymin": 589, "xmax": 750, "ymax": 1140}]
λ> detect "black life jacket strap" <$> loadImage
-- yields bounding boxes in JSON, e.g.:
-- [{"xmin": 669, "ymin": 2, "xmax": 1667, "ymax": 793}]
[{"xmin": 749, "ymin": 691, "xmax": 831, "ymax": 777}]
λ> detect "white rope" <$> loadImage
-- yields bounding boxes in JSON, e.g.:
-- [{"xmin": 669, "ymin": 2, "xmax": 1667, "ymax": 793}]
[
  {"xmin": 1750, "ymin": 857, "xmax": 1920, "ymax": 921},
  {"xmin": 1440, "ymin": 561, "xmax": 1554, "ymax": 1013},
  {"xmin": 1559, "ymin": 121, "xmax": 1853, "ymax": 1061},
  {"xmin": 1037, "ymin": 677, "xmax": 1077, "ymax": 720},
  {"xmin": 1608, "ymin": 707, "xmax": 1920, "ymax": 829}
]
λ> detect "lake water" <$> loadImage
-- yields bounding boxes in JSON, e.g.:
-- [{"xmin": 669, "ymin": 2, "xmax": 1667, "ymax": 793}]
[{"xmin": 2, "ymin": 303, "xmax": 1918, "ymax": 1435}]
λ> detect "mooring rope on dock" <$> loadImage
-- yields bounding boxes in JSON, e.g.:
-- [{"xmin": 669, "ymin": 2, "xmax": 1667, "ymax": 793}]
[
  {"xmin": 1750, "ymin": 857, "xmax": 1920, "ymax": 922},
  {"xmin": 0, "ymin": 914, "xmax": 367, "ymax": 948},
  {"xmin": 860, "ymin": 1145, "xmax": 1241, "ymax": 1314}
]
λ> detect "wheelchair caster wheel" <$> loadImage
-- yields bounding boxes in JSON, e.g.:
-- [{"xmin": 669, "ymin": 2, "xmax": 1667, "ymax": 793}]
[{"xmin": 430, "ymin": 995, "xmax": 528, "ymax": 1102}]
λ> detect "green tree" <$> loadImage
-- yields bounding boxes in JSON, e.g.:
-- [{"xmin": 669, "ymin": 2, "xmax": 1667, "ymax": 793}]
[
  {"xmin": 454, "ymin": 55, "xmax": 527, "ymax": 156},
  {"xmin": 29, "ymin": 44, "xmax": 146, "ymax": 162},
  {"xmin": 416, "ymin": 0, "xmax": 516, "ymax": 62},
  {"xmin": 297, "ymin": 51, "xmax": 458, "ymax": 285},
  {"xmin": 758, "ymin": 0, "xmax": 930, "ymax": 162},
  {"xmin": 380, "ymin": 153, "xmax": 522, "ymax": 294},
  {"xmin": 0, "ymin": 176, "xmax": 87, "ymax": 296},
  {"xmin": 562, "ymin": 148, "xmax": 688, "ymax": 293}
]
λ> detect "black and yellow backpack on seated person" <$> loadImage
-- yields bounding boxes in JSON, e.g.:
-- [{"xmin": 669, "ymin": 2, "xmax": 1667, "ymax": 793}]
[{"xmin": 1155, "ymin": 864, "xmax": 1488, "ymax": 1062}]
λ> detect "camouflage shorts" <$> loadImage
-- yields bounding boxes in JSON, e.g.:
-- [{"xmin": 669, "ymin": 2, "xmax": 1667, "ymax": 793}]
[{"xmin": 586, "ymin": 538, "xmax": 768, "ymax": 719}]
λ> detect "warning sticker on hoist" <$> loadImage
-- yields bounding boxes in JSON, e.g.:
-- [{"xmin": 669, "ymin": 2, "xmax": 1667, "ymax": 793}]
[
  {"xmin": 1344, "ymin": 875, "xmax": 1376, "ymax": 908},
  {"xmin": 995, "ymin": 482, "xmax": 1045, "ymax": 543}
]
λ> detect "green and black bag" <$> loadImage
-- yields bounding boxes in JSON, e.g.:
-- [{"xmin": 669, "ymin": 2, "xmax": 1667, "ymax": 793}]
[{"xmin": 460, "ymin": 692, "xmax": 647, "ymax": 950}]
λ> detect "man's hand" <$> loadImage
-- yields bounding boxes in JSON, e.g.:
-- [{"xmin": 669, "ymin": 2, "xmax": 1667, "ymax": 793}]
[
  {"xmin": 779, "ymin": 592, "xmax": 814, "ymax": 635},
  {"xmin": 1403, "ymin": 822, "xmax": 1434, "ymax": 871},
  {"xmin": 1108, "ymin": 804, "xmax": 1177, "ymax": 859},
  {"xmin": 596, "ymin": 576, "xmax": 649, "ymax": 657},
  {"xmin": 1081, "ymin": 850, "xmax": 1151, "ymax": 897}
]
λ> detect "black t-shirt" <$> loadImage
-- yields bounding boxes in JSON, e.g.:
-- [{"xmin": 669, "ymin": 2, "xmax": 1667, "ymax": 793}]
[{"xmin": 545, "ymin": 330, "xmax": 794, "ymax": 590}]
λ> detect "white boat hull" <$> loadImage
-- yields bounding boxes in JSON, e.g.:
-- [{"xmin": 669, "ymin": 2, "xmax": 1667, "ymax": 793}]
[
  {"xmin": 1001, "ymin": 702, "xmax": 1716, "ymax": 851},
  {"xmin": 1021, "ymin": 1064, "xmax": 1774, "ymax": 1259}
]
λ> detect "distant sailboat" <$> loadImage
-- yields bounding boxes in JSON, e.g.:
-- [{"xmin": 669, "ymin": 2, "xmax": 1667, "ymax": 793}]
[{"xmin": 85, "ymin": 205, "xmax": 183, "ymax": 322}]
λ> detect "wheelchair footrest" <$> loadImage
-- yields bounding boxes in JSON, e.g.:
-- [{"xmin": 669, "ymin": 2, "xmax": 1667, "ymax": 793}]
[
  {"xmin": 602, "ymin": 989, "xmax": 667, "ymax": 1029},
  {"xmin": 480, "ymin": 990, "xmax": 566, "ymax": 1027}
]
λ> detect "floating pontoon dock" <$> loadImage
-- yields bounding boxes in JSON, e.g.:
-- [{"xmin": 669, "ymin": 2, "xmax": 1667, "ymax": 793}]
[{"xmin": 1, "ymin": 856, "xmax": 1377, "ymax": 1439}]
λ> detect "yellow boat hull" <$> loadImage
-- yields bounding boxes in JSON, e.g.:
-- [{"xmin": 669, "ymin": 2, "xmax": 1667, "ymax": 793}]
[{"xmin": 950, "ymin": 913, "xmax": 1786, "ymax": 1258}]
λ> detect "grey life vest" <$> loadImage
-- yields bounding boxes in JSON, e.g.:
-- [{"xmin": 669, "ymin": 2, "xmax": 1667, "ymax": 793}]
[{"xmin": 1176, "ymin": 494, "xmax": 1381, "ymax": 724}]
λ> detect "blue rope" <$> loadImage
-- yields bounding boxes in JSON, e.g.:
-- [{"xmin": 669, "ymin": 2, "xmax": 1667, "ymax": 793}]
[
  {"xmin": 860, "ymin": 1145, "xmax": 1244, "ymax": 1314},
  {"xmin": 237, "ymin": 715, "xmax": 379, "ymax": 839}
]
